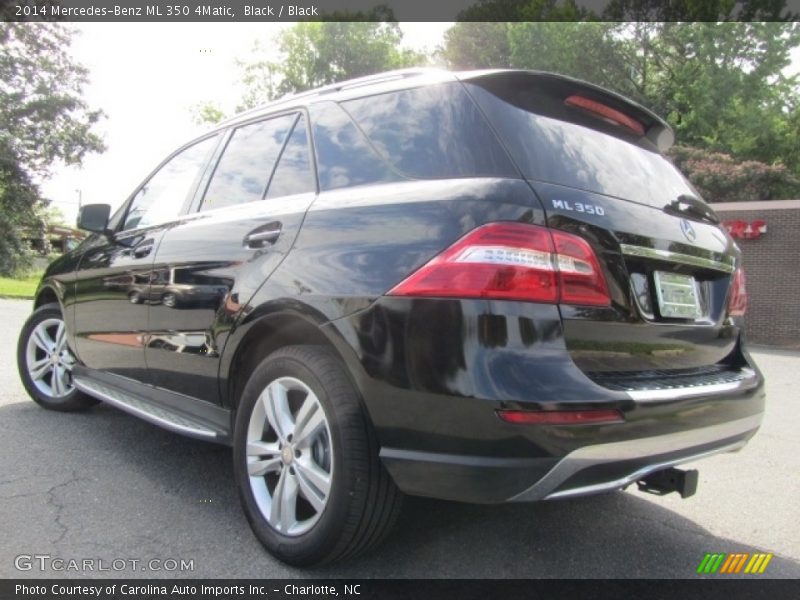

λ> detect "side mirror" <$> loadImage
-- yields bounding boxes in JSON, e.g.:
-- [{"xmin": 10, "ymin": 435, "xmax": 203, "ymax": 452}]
[{"xmin": 77, "ymin": 204, "xmax": 111, "ymax": 234}]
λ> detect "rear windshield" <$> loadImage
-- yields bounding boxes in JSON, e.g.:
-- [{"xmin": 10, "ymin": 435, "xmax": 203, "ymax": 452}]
[
  {"xmin": 466, "ymin": 80, "xmax": 701, "ymax": 208},
  {"xmin": 341, "ymin": 82, "xmax": 516, "ymax": 180}
]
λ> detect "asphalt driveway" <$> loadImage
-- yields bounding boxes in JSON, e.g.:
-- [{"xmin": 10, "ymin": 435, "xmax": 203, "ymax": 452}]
[{"xmin": 1, "ymin": 298, "xmax": 798, "ymax": 578}]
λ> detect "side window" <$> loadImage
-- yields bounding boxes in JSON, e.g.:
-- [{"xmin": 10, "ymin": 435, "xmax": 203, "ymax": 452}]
[
  {"xmin": 342, "ymin": 83, "xmax": 516, "ymax": 179},
  {"xmin": 310, "ymin": 102, "xmax": 400, "ymax": 191},
  {"xmin": 123, "ymin": 136, "xmax": 217, "ymax": 231},
  {"xmin": 201, "ymin": 114, "xmax": 297, "ymax": 211},
  {"xmin": 266, "ymin": 115, "xmax": 316, "ymax": 199}
]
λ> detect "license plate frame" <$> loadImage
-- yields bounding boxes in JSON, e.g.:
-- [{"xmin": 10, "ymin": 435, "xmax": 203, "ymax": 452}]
[{"xmin": 653, "ymin": 271, "xmax": 702, "ymax": 319}]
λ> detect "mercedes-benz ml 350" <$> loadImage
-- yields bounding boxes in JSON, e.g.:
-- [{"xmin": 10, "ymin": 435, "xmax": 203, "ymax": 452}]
[{"xmin": 18, "ymin": 69, "xmax": 764, "ymax": 565}]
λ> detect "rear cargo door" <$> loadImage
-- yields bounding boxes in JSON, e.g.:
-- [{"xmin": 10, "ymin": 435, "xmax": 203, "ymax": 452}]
[{"xmin": 464, "ymin": 72, "xmax": 742, "ymax": 374}]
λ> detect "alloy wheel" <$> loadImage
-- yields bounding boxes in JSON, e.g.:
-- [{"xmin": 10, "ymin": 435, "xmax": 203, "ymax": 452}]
[
  {"xmin": 245, "ymin": 376, "xmax": 333, "ymax": 536},
  {"xmin": 25, "ymin": 318, "xmax": 76, "ymax": 398}
]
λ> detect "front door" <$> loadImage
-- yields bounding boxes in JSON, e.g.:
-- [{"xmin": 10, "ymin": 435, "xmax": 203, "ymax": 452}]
[{"xmin": 72, "ymin": 134, "xmax": 220, "ymax": 381}]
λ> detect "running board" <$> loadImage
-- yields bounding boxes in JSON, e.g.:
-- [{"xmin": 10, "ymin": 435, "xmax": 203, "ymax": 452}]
[{"xmin": 73, "ymin": 371, "xmax": 231, "ymax": 444}]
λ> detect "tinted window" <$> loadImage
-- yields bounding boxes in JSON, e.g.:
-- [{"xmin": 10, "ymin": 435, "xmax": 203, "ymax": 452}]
[
  {"xmin": 123, "ymin": 136, "xmax": 217, "ymax": 231},
  {"xmin": 310, "ymin": 102, "xmax": 400, "ymax": 191},
  {"xmin": 467, "ymin": 82, "xmax": 700, "ymax": 208},
  {"xmin": 266, "ymin": 115, "xmax": 315, "ymax": 199},
  {"xmin": 343, "ymin": 83, "xmax": 516, "ymax": 180},
  {"xmin": 202, "ymin": 114, "xmax": 297, "ymax": 211}
]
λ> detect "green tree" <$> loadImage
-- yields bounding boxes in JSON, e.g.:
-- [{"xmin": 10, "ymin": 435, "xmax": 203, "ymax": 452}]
[
  {"xmin": 0, "ymin": 23, "xmax": 104, "ymax": 275},
  {"xmin": 440, "ymin": 20, "xmax": 800, "ymax": 198},
  {"xmin": 0, "ymin": 151, "xmax": 40, "ymax": 275},
  {"xmin": 250, "ymin": 21, "xmax": 425, "ymax": 104},
  {"xmin": 455, "ymin": 0, "xmax": 591, "ymax": 21},
  {"xmin": 638, "ymin": 22, "xmax": 800, "ymax": 171},
  {"xmin": 668, "ymin": 145, "xmax": 800, "ymax": 202},
  {"xmin": 189, "ymin": 15, "xmax": 426, "ymax": 127},
  {"xmin": 441, "ymin": 22, "xmax": 512, "ymax": 69},
  {"xmin": 601, "ymin": 0, "xmax": 796, "ymax": 21},
  {"xmin": 195, "ymin": 17, "xmax": 427, "ymax": 125},
  {"xmin": 507, "ymin": 22, "xmax": 636, "ymax": 97},
  {"xmin": 442, "ymin": 1, "xmax": 594, "ymax": 69},
  {"xmin": 441, "ymin": 20, "xmax": 639, "ymax": 99},
  {"xmin": 190, "ymin": 101, "xmax": 226, "ymax": 127},
  {"xmin": 453, "ymin": 0, "xmax": 796, "ymax": 21}
]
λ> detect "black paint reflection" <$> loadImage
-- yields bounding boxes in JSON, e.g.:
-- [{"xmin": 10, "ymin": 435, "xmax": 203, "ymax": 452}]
[
  {"xmin": 343, "ymin": 82, "xmax": 516, "ymax": 180},
  {"xmin": 148, "ymin": 331, "xmax": 218, "ymax": 357},
  {"xmin": 149, "ymin": 266, "xmax": 231, "ymax": 310},
  {"xmin": 350, "ymin": 297, "xmax": 581, "ymax": 402},
  {"xmin": 310, "ymin": 101, "xmax": 400, "ymax": 190},
  {"xmin": 102, "ymin": 265, "xmax": 231, "ymax": 309},
  {"xmin": 72, "ymin": 232, "xmax": 160, "ymax": 379}
]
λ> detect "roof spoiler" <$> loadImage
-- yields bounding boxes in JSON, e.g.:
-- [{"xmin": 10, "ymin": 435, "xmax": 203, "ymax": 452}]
[{"xmin": 457, "ymin": 69, "xmax": 675, "ymax": 152}]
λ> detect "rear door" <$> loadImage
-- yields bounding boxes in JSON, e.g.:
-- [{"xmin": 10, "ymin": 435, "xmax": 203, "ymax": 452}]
[
  {"xmin": 144, "ymin": 111, "xmax": 318, "ymax": 403},
  {"xmin": 464, "ymin": 72, "xmax": 741, "ymax": 374}
]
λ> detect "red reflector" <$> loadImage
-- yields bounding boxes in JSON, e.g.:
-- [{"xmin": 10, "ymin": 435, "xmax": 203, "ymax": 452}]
[
  {"xmin": 497, "ymin": 409, "xmax": 624, "ymax": 425},
  {"xmin": 552, "ymin": 230, "xmax": 610, "ymax": 306},
  {"xmin": 564, "ymin": 95, "xmax": 645, "ymax": 137},
  {"xmin": 728, "ymin": 268, "xmax": 747, "ymax": 316},
  {"xmin": 387, "ymin": 223, "xmax": 610, "ymax": 306}
]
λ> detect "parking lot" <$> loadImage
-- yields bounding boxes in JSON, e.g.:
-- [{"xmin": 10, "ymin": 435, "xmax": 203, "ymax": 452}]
[{"xmin": 1, "ymin": 298, "xmax": 798, "ymax": 578}]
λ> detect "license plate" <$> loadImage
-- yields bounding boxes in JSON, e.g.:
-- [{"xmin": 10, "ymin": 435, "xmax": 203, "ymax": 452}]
[{"xmin": 653, "ymin": 271, "xmax": 701, "ymax": 319}]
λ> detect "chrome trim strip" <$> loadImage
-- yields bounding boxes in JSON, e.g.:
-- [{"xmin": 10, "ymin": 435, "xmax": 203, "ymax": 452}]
[
  {"xmin": 380, "ymin": 447, "xmax": 540, "ymax": 468},
  {"xmin": 509, "ymin": 413, "xmax": 762, "ymax": 502},
  {"xmin": 544, "ymin": 440, "xmax": 747, "ymax": 500},
  {"xmin": 625, "ymin": 368, "xmax": 758, "ymax": 402},
  {"xmin": 619, "ymin": 243, "xmax": 735, "ymax": 273},
  {"xmin": 74, "ymin": 377, "xmax": 218, "ymax": 440}
]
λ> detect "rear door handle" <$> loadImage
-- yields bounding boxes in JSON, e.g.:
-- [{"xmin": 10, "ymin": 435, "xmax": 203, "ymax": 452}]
[
  {"xmin": 245, "ymin": 223, "xmax": 282, "ymax": 248},
  {"xmin": 133, "ymin": 240, "xmax": 154, "ymax": 258}
]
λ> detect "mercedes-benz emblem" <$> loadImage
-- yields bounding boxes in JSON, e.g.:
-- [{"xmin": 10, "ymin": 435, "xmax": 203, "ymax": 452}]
[{"xmin": 680, "ymin": 218, "xmax": 696, "ymax": 242}]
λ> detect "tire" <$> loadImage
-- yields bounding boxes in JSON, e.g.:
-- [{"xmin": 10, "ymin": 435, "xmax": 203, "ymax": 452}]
[
  {"xmin": 233, "ymin": 345, "xmax": 402, "ymax": 566},
  {"xmin": 17, "ymin": 303, "xmax": 98, "ymax": 412},
  {"xmin": 162, "ymin": 293, "xmax": 177, "ymax": 308}
]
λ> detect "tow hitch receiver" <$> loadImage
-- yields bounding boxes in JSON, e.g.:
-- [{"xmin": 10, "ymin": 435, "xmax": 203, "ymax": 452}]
[{"xmin": 637, "ymin": 467, "xmax": 699, "ymax": 499}]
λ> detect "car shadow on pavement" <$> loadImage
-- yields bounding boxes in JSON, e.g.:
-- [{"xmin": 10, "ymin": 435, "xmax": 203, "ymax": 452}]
[{"xmin": 1, "ymin": 400, "xmax": 798, "ymax": 579}]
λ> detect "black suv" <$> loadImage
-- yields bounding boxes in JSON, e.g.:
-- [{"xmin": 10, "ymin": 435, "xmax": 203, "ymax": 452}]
[{"xmin": 17, "ymin": 69, "xmax": 764, "ymax": 566}]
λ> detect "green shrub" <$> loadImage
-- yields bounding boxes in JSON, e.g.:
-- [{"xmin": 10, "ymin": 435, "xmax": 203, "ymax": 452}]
[{"xmin": 668, "ymin": 145, "xmax": 800, "ymax": 203}]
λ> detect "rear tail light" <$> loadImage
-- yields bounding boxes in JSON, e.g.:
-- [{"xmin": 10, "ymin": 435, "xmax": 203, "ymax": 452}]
[
  {"xmin": 387, "ymin": 223, "xmax": 610, "ymax": 306},
  {"xmin": 551, "ymin": 230, "xmax": 610, "ymax": 305},
  {"xmin": 564, "ymin": 95, "xmax": 645, "ymax": 137},
  {"xmin": 728, "ymin": 268, "xmax": 747, "ymax": 316},
  {"xmin": 497, "ymin": 408, "xmax": 624, "ymax": 425}
]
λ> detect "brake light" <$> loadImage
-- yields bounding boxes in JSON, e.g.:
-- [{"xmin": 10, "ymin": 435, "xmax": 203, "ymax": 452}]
[
  {"xmin": 564, "ymin": 95, "xmax": 645, "ymax": 137},
  {"xmin": 497, "ymin": 408, "xmax": 624, "ymax": 425},
  {"xmin": 387, "ymin": 223, "xmax": 610, "ymax": 306},
  {"xmin": 728, "ymin": 268, "xmax": 747, "ymax": 316}
]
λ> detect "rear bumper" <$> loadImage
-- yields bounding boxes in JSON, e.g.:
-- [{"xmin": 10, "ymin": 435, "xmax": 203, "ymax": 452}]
[
  {"xmin": 510, "ymin": 412, "xmax": 761, "ymax": 501},
  {"xmin": 327, "ymin": 297, "xmax": 766, "ymax": 504},
  {"xmin": 378, "ymin": 407, "xmax": 762, "ymax": 504}
]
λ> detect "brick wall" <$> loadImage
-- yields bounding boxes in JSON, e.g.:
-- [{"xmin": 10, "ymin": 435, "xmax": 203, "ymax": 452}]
[{"xmin": 709, "ymin": 200, "xmax": 800, "ymax": 348}]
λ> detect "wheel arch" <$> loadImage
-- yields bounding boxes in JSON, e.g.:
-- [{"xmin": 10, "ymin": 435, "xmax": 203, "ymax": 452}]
[
  {"xmin": 34, "ymin": 284, "xmax": 61, "ymax": 310},
  {"xmin": 221, "ymin": 306, "xmax": 373, "ymax": 427}
]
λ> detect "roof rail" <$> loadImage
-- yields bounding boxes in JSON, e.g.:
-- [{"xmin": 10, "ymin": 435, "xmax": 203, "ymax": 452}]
[{"xmin": 216, "ymin": 68, "xmax": 444, "ymax": 128}]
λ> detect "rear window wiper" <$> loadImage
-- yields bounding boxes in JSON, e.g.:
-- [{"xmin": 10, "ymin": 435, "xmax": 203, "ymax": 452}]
[{"xmin": 663, "ymin": 194, "xmax": 720, "ymax": 225}]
